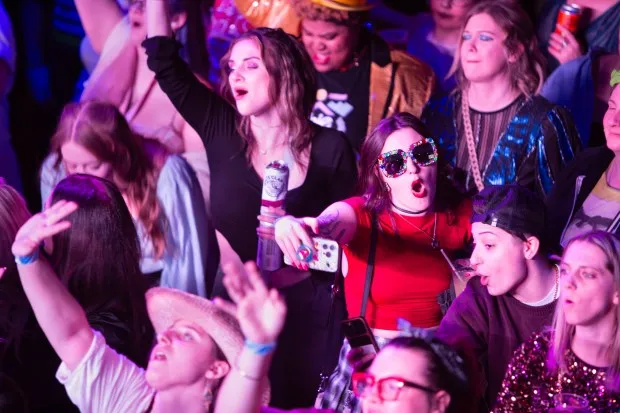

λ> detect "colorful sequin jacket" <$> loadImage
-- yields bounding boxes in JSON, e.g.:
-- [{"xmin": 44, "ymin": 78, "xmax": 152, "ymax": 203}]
[
  {"xmin": 493, "ymin": 331, "xmax": 620, "ymax": 412},
  {"xmin": 422, "ymin": 92, "xmax": 582, "ymax": 197}
]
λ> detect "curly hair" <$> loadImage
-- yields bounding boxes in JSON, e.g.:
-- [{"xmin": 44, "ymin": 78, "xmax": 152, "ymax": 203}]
[
  {"xmin": 449, "ymin": 0, "xmax": 545, "ymax": 96},
  {"xmin": 290, "ymin": 0, "xmax": 367, "ymax": 25}
]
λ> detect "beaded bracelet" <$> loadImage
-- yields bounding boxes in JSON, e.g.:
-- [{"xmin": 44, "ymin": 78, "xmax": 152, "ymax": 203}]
[{"xmin": 244, "ymin": 339, "xmax": 277, "ymax": 356}]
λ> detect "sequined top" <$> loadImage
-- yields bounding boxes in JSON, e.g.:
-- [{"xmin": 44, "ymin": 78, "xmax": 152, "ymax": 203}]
[
  {"xmin": 493, "ymin": 331, "xmax": 620, "ymax": 412},
  {"xmin": 422, "ymin": 92, "xmax": 582, "ymax": 197}
]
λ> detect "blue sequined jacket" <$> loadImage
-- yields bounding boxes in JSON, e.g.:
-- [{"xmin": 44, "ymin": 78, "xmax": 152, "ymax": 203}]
[{"xmin": 422, "ymin": 92, "xmax": 582, "ymax": 197}]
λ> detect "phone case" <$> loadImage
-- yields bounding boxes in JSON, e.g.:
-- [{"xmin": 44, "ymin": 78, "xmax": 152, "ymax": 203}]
[
  {"xmin": 284, "ymin": 237, "xmax": 340, "ymax": 273},
  {"xmin": 341, "ymin": 317, "xmax": 379, "ymax": 352}
]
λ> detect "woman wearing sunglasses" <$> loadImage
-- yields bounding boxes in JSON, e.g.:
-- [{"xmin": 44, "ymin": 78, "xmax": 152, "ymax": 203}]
[{"xmin": 274, "ymin": 112, "xmax": 472, "ymax": 412}]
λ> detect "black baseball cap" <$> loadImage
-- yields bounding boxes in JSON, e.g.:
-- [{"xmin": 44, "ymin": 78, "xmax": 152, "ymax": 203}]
[{"xmin": 471, "ymin": 184, "xmax": 546, "ymax": 240}]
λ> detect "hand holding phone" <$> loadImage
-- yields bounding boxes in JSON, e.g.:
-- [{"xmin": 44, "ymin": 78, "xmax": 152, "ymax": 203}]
[{"xmin": 283, "ymin": 237, "xmax": 340, "ymax": 273}]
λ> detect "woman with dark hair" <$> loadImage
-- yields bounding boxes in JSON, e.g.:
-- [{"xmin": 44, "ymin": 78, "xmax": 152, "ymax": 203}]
[
  {"xmin": 72, "ymin": 0, "xmax": 213, "ymax": 212},
  {"xmin": 145, "ymin": 0, "xmax": 357, "ymax": 407},
  {"xmin": 275, "ymin": 112, "xmax": 472, "ymax": 412},
  {"xmin": 0, "ymin": 181, "xmax": 77, "ymax": 412},
  {"xmin": 0, "ymin": 181, "xmax": 32, "ymax": 356},
  {"xmin": 48, "ymin": 174, "xmax": 154, "ymax": 368},
  {"xmin": 353, "ymin": 322, "xmax": 469, "ymax": 413},
  {"xmin": 422, "ymin": 0, "xmax": 581, "ymax": 197},
  {"xmin": 8, "ymin": 200, "xmax": 277, "ymax": 413},
  {"xmin": 40, "ymin": 101, "xmax": 215, "ymax": 298},
  {"xmin": 437, "ymin": 184, "xmax": 560, "ymax": 411}
]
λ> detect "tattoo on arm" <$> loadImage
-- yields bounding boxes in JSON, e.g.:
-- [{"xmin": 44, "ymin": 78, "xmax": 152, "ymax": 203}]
[{"xmin": 317, "ymin": 210, "xmax": 344, "ymax": 242}]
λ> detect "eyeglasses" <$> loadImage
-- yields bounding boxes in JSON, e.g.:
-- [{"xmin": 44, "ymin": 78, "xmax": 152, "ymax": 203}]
[
  {"xmin": 376, "ymin": 138, "xmax": 438, "ymax": 178},
  {"xmin": 352, "ymin": 372, "xmax": 437, "ymax": 402}
]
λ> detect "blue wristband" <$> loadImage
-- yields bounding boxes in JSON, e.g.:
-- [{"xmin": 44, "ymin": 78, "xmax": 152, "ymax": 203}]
[
  {"xmin": 15, "ymin": 249, "xmax": 40, "ymax": 265},
  {"xmin": 244, "ymin": 339, "xmax": 277, "ymax": 356}
]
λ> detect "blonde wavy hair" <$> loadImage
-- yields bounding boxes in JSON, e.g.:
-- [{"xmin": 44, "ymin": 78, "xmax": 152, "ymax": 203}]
[{"xmin": 448, "ymin": 0, "xmax": 545, "ymax": 96}]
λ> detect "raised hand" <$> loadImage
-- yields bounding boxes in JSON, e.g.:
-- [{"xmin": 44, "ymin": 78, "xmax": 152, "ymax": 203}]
[
  {"xmin": 12, "ymin": 200, "xmax": 78, "ymax": 258},
  {"xmin": 548, "ymin": 24, "xmax": 582, "ymax": 65},
  {"xmin": 214, "ymin": 261, "xmax": 287, "ymax": 345},
  {"xmin": 274, "ymin": 215, "xmax": 317, "ymax": 270}
]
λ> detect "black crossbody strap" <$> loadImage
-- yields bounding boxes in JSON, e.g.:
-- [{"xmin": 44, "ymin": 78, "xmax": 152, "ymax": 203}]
[
  {"xmin": 317, "ymin": 210, "xmax": 379, "ymax": 396},
  {"xmin": 360, "ymin": 211, "xmax": 378, "ymax": 317}
]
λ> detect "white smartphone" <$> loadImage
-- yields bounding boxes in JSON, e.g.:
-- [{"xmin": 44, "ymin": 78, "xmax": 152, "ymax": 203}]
[{"xmin": 284, "ymin": 237, "xmax": 340, "ymax": 273}]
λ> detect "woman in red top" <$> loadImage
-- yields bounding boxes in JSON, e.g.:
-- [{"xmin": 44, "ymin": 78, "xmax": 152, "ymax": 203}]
[{"xmin": 274, "ymin": 112, "xmax": 472, "ymax": 412}]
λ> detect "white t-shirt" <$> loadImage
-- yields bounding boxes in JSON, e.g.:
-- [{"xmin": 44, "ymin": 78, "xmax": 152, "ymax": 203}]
[{"xmin": 56, "ymin": 331, "xmax": 155, "ymax": 413}]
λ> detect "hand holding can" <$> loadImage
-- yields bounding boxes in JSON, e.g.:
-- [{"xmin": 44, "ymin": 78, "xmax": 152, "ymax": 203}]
[{"xmin": 257, "ymin": 161, "xmax": 290, "ymax": 272}]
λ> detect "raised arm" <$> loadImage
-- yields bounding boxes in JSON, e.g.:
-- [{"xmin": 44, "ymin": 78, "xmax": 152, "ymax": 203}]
[
  {"xmin": 274, "ymin": 201, "xmax": 358, "ymax": 269},
  {"xmin": 213, "ymin": 262, "xmax": 287, "ymax": 413},
  {"xmin": 11, "ymin": 201, "xmax": 94, "ymax": 371},
  {"xmin": 74, "ymin": 0, "xmax": 124, "ymax": 54},
  {"xmin": 144, "ymin": 0, "xmax": 237, "ymax": 148}
]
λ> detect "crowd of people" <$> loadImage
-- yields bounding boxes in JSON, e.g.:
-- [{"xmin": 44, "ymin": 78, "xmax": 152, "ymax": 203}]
[{"xmin": 0, "ymin": 0, "xmax": 619, "ymax": 412}]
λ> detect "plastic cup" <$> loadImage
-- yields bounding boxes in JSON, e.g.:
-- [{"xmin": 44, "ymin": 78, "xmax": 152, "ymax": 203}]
[{"xmin": 550, "ymin": 393, "xmax": 591, "ymax": 412}]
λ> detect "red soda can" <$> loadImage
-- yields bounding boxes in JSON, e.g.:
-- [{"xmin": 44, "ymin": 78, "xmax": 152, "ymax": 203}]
[{"xmin": 555, "ymin": 4, "xmax": 582, "ymax": 35}]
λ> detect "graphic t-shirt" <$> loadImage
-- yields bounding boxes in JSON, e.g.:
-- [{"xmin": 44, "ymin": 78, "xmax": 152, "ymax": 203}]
[
  {"xmin": 310, "ymin": 54, "xmax": 370, "ymax": 152},
  {"xmin": 562, "ymin": 171, "xmax": 620, "ymax": 246}
]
